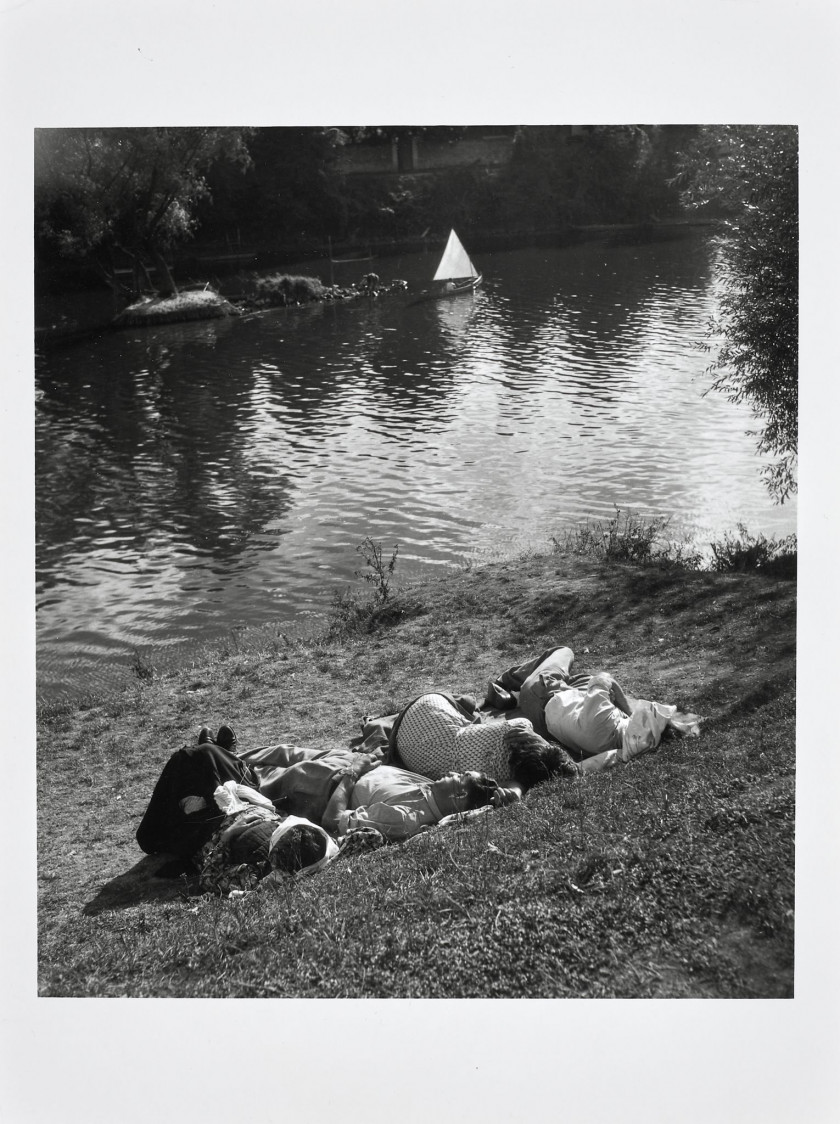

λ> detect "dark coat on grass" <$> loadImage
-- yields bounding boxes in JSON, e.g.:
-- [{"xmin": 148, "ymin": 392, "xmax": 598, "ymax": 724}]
[{"xmin": 136, "ymin": 743, "xmax": 260, "ymax": 857}]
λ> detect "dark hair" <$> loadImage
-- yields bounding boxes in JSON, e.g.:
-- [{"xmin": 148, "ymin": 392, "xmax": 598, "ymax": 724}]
[
  {"xmin": 461, "ymin": 772, "xmax": 503, "ymax": 810},
  {"xmin": 270, "ymin": 825, "xmax": 328, "ymax": 874},
  {"xmin": 505, "ymin": 725, "xmax": 579, "ymax": 791}
]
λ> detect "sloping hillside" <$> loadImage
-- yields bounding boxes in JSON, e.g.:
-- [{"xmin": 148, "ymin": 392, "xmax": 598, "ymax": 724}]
[{"xmin": 37, "ymin": 551, "xmax": 795, "ymax": 998}]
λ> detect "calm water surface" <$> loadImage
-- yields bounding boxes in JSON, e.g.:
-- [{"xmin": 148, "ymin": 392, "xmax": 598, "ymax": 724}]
[{"xmin": 36, "ymin": 234, "xmax": 797, "ymax": 701}]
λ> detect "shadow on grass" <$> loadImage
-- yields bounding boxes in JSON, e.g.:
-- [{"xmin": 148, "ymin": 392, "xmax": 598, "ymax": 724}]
[{"xmin": 83, "ymin": 854, "xmax": 197, "ymax": 916}]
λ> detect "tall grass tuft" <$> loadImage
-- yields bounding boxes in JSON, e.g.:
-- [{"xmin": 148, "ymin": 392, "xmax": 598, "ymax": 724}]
[
  {"xmin": 554, "ymin": 507, "xmax": 703, "ymax": 569},
  {"xmin": 356, "ymin": 537, "xmax": 399, "ymax": 604},
  {"xmin": 131, "ymin": 648, "xmax": 156, "ymax": 681},
  {"xmin": 554, "ymin": 508, "xmax": 795, "ymax": 577},
  {"xmin": 327, "ymin": 538, "xmax": 420, "ymax": 638},
  {"xmin": 709, "ymin": 524, "xmax": 797, "ymax": 575}
]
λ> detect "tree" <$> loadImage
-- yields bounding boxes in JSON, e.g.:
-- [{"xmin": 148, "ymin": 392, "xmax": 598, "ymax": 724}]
[
  {"xmin": 676, "ymin": 125, "xmax": 798, "ymax": 501},
  {"xmin": 35, "ymin": 127, "xmax": 252, "ymax": 296},
  {"xmin": 205, "ymin": 127, "xmax": 346, "ymax": 247},
  {"xmin": 493, "ymin": 125, "xmax": 690, "ymax": 231}
]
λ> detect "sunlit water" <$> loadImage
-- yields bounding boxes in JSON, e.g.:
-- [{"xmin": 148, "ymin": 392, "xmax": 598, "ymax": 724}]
[{"xmin": 36, "ymin": 233, "xmax": 797, "ymax": 702}]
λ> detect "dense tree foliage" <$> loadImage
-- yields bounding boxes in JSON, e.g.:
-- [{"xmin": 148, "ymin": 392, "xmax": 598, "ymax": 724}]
[
  {"xmin": 35, "ymin": 125, "xmax": 696, "ymax": 281},
  {"xmin": 325, "ymin": 125, "xmax": 691, "ymax": 241},
  {"xmin": 676, "ymin": 125, "xmax": 798, "ymax": 501},
  {"xmin": 334, "ymin": 125, "xmax": 469, "ymax": 144},
  {"xmin": 197, "ymin": 127, "xmax": 347, "ymax": 250},
  {"xmin": 35, "ymin": 128, "xmax": 252, "ymax": 295},
  {"xmin": 495, "ymin": 125, "xmax": 692, "ymax": 229}
]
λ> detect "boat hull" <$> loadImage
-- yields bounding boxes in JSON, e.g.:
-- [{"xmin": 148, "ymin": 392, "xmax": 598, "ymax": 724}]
[{"xmin": 406, "ymin": 275, "xmax": 482, "ymax": 307}]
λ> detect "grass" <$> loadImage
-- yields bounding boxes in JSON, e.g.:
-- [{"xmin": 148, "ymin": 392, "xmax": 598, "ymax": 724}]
[
  {"xmin": 553, "ymin": 507, "xmax": 701, "ymax": 566},
  {"xmin": 554, "ymin": 505, "xmax": 796, "ymax": 575},
  {"xmin": 112, "ymin": 288, "xmax": 238, "ymax": 326},
  {"xmin": 36, "ymin": 530, "xmax": 796, "ymax": 999},
  {"xmin": 709, "ymin": 522, "xmax": 798, "ymax": 576}
]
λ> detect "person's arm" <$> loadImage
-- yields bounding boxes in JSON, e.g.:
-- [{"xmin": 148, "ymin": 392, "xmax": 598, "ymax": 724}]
[
  {"xmin": 491, "ymin": 784, "xmax": 521, "ymax": 807},
  {"xmin": 322, "ymin": 774, "xmax": 356, "ymax": 836},
  {"xmin": 578, "ymin": 749, "xmax": 619, "ymax": 774},
  {"xmin": 587, "ymin": 672, "xmax": 633, "ymax": 717},
  {"xmin": 340, "ymin": 802, "xmax": 430, "ymax": 842},
  {"xmin": 607, "ymin": 677, "xmax": 633, "ymax": 717},
  {"xmin": 448, "ymin": 769, "xmax": 523, "ymax": 806}
]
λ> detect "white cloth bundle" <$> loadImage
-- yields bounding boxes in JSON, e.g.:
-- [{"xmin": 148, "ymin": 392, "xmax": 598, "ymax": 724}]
[
  {"xmin": 619, "ymin": 702, "xmax": 703, "ymax": 762},
  {"xmin": 578, "ymin": 749, "xmax": 619, "ymax": 774},
  {"xmin": 213, "ymin": 780, "xmax": 275, "ymax": 815}
]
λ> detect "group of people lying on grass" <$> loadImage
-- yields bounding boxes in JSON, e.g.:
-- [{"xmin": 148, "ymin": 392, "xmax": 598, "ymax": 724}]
[{"xmin": 136, "ymin": 644, "xmax": 701, "ymax": 896}]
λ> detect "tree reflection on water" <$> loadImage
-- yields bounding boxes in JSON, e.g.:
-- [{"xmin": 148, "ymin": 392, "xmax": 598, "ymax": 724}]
[{"xmin": 35, "ymin": 233, "xmax": 796, "ymax": 701}]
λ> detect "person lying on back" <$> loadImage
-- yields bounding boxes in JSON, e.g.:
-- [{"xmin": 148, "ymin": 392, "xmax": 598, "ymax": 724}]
[
  {"xmin": 543, "ymin": 672, "xmax": 635, "ymax": 756},
  {"xmin": 196, "ymin": 804, "xmax": 338, "ymax": 895},
  {"xmin": 238, "ymin": 740, "xmax": 520, "ymax": 842},
  {"xmin": 322, "ymin": 764, "xmax": 520, "ymax": 842},
  {"xmin": 237, "ymin": 741, "xmax": 384, "ymax": 826},
  {"xmin": 489, "ymin": 646, "xmax": 701, "ymax": 761}
]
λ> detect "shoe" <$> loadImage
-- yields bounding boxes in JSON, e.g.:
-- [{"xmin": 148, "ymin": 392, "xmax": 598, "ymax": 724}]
[
  {"xmin": 197, "ymin": 726, "xmax": 215, "ymax": 745},
  {"xmin": 484, "ymin": 680, "xmax": 515, "ymax": 710},
  {"xmin": 216, "ymin": 725, "xmax": 237, "ymax": 751}
]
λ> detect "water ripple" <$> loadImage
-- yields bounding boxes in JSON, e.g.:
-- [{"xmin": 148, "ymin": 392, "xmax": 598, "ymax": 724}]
[{"xmin": 36, "ymin": 234, "xmax": 796, "ymax": 701}]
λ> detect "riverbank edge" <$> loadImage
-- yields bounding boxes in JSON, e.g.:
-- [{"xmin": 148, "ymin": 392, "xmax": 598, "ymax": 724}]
[{"xmin": 36, "ymin": 544, "xmax": 796, "ymax": 998}]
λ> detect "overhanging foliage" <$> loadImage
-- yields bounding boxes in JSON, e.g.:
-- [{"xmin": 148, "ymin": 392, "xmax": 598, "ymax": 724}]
[{"xmin": 677, "ymin": 125, "xmax": 798, "ymax": 502}]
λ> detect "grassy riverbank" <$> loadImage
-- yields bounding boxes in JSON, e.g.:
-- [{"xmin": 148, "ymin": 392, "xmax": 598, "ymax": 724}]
[{"xmin": 36, "ymin": 541, "xmax": 795, "ymax": 998}]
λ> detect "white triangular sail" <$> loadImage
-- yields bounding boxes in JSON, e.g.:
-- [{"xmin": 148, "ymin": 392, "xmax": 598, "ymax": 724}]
[{"xmin": 432, "ymin": 229, "xmax": 478, "ymax": 282}]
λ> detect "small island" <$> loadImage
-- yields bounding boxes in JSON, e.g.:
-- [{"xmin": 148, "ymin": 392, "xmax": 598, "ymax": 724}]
[{"xmin": 109, "ymin": 271, "xmax": 409, "ymax": 329}]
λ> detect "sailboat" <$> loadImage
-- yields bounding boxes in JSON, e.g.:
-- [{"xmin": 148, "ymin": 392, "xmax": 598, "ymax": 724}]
[{"xmin": 408, "ymin": 229, "xmax": 482, "ymax": 305}]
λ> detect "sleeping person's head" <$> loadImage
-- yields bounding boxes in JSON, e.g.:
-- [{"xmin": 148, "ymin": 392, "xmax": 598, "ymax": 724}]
[
  {"xmin": 428, "ymin": 771, "xmax": 502, "ymax": 816},
  {"xmin": 504, "ymin": 724, "xmax": 580, "ymax": 790},
  {"xmin": 269, "ymin": 823, "xmax": 328, "ymax": 874}
]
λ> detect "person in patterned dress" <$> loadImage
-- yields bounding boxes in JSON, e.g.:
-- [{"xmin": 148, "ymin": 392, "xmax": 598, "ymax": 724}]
[{"xmin": 388, "ymin": 693, "xmax": 578, "ymax": 794}]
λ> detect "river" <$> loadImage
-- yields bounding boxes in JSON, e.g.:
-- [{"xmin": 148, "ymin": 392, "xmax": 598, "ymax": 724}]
[{"xmin": 35, "ymin": 232, "xmax": 797, "ymax": 702}]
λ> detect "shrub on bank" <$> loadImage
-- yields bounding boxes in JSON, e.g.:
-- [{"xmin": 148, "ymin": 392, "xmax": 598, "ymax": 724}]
[
  {"xmin": 554, "ymin": 508, "xmax": 795, "ymax": 577},
  {"xmin": 554, "ymin": 507, "xmax": 704, "ymax": 569},
  {"xmin": 327, "ymin": 538, "xmax": 427, "ymax": 638},
  {"xmin": 251, "ymin": 272, "xmax": 327, "ymax": 305},
  {"xmin": 710, "ymin": 524, "xmax": 797, "ymax": 577}
]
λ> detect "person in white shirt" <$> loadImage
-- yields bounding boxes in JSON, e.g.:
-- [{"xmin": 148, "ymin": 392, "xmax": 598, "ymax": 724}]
[
  {"xmin": 324, "ymin": 765, "xmax": 520, "ymax": 842},
  {"xmin": 544, "ymin": 671, "xmax": 634, "ymax": 756},
  {"xmin": 494, "ymin": 649, "xmax": 700, "ymax": 762}
]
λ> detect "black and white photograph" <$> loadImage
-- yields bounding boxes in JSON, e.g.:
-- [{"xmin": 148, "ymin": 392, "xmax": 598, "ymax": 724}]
[{"xmin": 4, "ymin": 1, "xmax": 839, "ymax": 1121}]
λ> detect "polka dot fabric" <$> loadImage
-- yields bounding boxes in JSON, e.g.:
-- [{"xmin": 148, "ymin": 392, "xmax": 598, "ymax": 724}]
[{"xmin": 395, "ymin": 694, "xmax": 512, "ymax": 783}]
